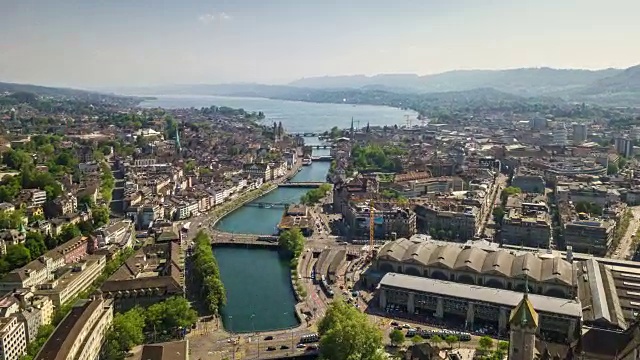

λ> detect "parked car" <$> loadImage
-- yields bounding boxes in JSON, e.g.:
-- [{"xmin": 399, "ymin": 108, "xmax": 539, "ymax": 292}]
[{"xmin": 264, "ymin": 335, "xmax": 274, "ymax": 341}]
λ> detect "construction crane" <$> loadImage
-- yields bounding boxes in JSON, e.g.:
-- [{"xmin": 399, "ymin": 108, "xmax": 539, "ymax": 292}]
[{"xmin": 349, "ymin": 196, "xmax": 377, "ymax": 261}]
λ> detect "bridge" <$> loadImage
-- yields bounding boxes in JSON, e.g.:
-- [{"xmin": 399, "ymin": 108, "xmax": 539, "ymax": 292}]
[
  {"xmin": 307, "ymin": 145, "xmax": 331, "ymax": 149},
  {"xmin": 311, "ymin": 156, "xmax": 334, "ymax": 162},
  {"xmin": 292, "ymin": 132, "xmax": 320, "ymax": 137},
  {"xmin": 278, "ymin": 182, "xmax": 326, "ymax": 188},
  {"xmin": 209, "ymin": 232, "xmax": 280, "ymax": 247},
  {"xmin": 244, "ymin": 202, "xmax": 290, "ymax": 208}
]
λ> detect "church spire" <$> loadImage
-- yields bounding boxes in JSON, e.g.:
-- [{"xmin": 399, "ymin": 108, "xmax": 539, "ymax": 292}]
[
  {"xmin": 510, "ymin": 273, "xmax": 538, "ymax": 328},
  {"xmin": 175, "ymin": 124, "xmax": 181, "ymax": 154}
]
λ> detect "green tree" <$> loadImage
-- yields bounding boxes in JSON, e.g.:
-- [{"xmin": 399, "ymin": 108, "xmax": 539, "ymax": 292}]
[
  {"xmin": 191, "ymin": 231, "xmax": 225, "ymax": 315},
  {"xmin": 318, "ymin": 300, "xmax": 384, "ymax": 360},
  {"xmin": 24, "ymin": 232, "xmax": 46, "ymax": 259},
  {"xmin": 492, "ymin": 206, "xmax": 505, "ymax": 225},
  {"xmin": 445, "ymin": 335, "xmax": 458, "ymax": 349},
  {"xmin": 500, "ymin": 186, "xmax": 522, "ymax": 203},
  {"xmin": 619, "ymin": 157, "xmax": 628, "ymax": 169},
  {"xmin": 389, "ymin": 329, "xmax": 405, "ymax": 347},
  {"xmin": 608, "ymin": 162, "xmax": 619, "ymax": 175},
  {"xmin": 430, "ymin": 335, "xmax": 442, "ymax": 349},
  {"xmin": 105, "ymin": 307, "xmax": 146, "ymax": 358},
  {"xmin": 411, "ymin": 335, "xmax": 423, "ymax": 345},
  {"xmin": 478, "ymin": 335, "xmax": 494, "ymax": 354},
  {"xmin": 2, "ymin": 149, "xmax": 33, "ymax": 171},
  {"xmin": 278, "ymin": 228, "xmax": 305, "ymax": 259},
  {"xmin": 92, "ymin": 205, "xmax": 110, "ymax": 227},
  {"xmin": 59, "ymin": 224, "xmax": 81, "ymax": 243},
  {"xmin": 147, "ymin": 296, "xmax": 197, "ymax": 332},
  {"xmin": 5, "ymin": 244, "xmax": 31, "ymax": 269},
  {"xmin": 0, "ymin": 209, "xmax": 24, "ymax": 229}
]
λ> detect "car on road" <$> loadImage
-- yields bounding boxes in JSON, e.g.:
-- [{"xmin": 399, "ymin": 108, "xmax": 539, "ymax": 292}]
[
  {"xmin": 266, "ymin": 346, "xmax": 276, "ymax": 351},
  {"xmin": 280, "ymin": 345, "xmax": 290, "ymax": 350},
  {"xmin": 264, "ymin": 335, "xmax": 274, "ymax": 340},
  {"xmin": 306, "ymin": 345, "xmax": 318, "ymax": 351},
  {"xmin": 296, "ymin": 343, "xmax": 306, "ymax": 349}
]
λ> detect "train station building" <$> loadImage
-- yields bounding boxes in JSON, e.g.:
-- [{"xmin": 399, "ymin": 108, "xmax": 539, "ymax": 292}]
[{"xmin": 378, "ymin": 273, "xmax": 582, "ymax": 342}]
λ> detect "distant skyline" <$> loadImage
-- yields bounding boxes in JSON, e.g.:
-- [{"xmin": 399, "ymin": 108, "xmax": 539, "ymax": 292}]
[{"xmin": 1, "ymin": 0, "xmax": 640, "ymax": 88}]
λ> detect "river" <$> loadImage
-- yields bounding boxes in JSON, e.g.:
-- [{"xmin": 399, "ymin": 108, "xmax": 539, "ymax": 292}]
[{"xmin": 142, "ymin": 95, "xmax": 409, "ymax": 332}]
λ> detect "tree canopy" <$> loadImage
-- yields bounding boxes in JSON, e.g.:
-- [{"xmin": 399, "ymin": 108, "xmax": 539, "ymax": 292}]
[
  {"xmin": 318, "ymin": 300, "xmax": 384, "ymax": 360},
  {"xmin": 300, "ymin": 184, "xmax": 332, "ymax": 205},
  {"xmin": 278, "ymin": 228, "xmax": 305, "ymax": 259},
  {"xmin": 191, "ymin": 231, "xmax": 226, "ymax": 314}
]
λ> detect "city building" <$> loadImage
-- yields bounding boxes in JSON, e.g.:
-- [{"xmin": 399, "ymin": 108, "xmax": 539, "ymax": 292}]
[
  {"xmin": 552, "ymin": 123, "xmax": 568, "ymax": 146},
  {"xmin": 134, "ymin": 340, "xmax": 189, "ymax": 360},
  {"xmin": 100, "ymin": 242, "xmax": 183, "ymax": 311},
  {"xmin": 615, "ymin": 137, "xmax": 634, "ymax": 158},
  {"xmin": 0, "ymin": 316, "xmax": 26, "ymax": 360},
  {"xmin": 572, "ymin": 124, "xmax": 588, "ymax": 144},
  {"xmin": 530, "ymin": 117, "xmax": 547, "ymax": 131},
  {"xmin": 343, "ymin": 200, "xmax": 416, "ymax": 242},
  {"xmin": 511, "ymin": 167, "xmax": 545, "ymax": 193},
  {"xmin": 34, "ymin": 255, "xmax": 106, "ymax": 306},
  {"xmin": 377, "ymin": 273, "xmax": 581, "ymax": 342},
  {"xmin": 501, "ymin": 202, "xmax": 552, "ymax": 248},
  {"xmin": 35, "ymin": 297, "xmax": 113, "ymax": 360},
  {"xmin": 242, "ymin": 163, "xmax": 271, "ymax": 181},
  {"xmin": 373, "ymin": 237, "xmax": 577, "ymax": 299}
]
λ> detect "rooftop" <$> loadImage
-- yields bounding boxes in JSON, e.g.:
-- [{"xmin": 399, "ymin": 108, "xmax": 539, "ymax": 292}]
[{"xmin": 379, "ymin": 273, "xmax": 583, "ymax": 318}]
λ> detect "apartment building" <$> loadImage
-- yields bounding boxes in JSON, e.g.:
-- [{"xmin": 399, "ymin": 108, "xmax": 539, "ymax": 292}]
[
  {"xmin": 0, "ymin": 317, "xmax": 26, "ymax": 360},
  {"xmin": 243, "ymin": 163, "xmax": 271, "ymax": 181},
  {"xmin": 343, "ymin": 201, "xmax": 416, "ymax": 242},
  {"xmin": 35, "ymin": 297, "xmax": 113, "ymax": 360},
  {"xmin": 502, "ymin": 202, "xmax": 552, "ymax": 248},
  {"xmin": 414, "ymin": 202, "xmax": 481, "ymax": 241},
  {"xmin": 15, "ymin": 189, "xmax": 47, "ymax": 208},
  {"xmin": 35, "ymin": 255, "xmax": 106, "ymax": 306},
  {"xmin": 564, "ymin": 219, "xmax": 615, "ymax": 256}
]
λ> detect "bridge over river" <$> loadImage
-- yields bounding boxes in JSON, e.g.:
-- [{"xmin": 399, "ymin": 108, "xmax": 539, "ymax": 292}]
[{"xmin": 278, "ymin": 182, "xmax": 326, "ymax": 188}]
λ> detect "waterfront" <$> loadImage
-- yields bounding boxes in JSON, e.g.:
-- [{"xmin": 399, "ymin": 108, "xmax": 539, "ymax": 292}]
[
  {"xmin": 214, "ymin": 187, "xmax": 308, "ymax": 235},
  {"xmin": 214, "ymin": 247, "xmax": 299, "ymax": 333},
  {"xmin": 138, "ymin": 95, "xmax": 415, "ymax": 133}
]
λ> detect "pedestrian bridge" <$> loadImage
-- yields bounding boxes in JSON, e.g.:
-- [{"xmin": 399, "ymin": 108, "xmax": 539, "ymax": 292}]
[
  {"xmin": 278, "ymin": 182, "xmax": 326, "ymax": 188},
  {"xmin": 311, "ymin": 156, "xmax": 334, "ymax": 162}
]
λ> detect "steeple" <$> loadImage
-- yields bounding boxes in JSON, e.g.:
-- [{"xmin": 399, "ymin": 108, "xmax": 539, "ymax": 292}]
[
  {"xmin": 510, "ymin": 276, "xmax": 538, "ymax": 328},
  {"xmin": 350, "ymin": 117, "xmax": 354, "ymax": 139},
  {"xmin": 509, "ymin": 274, "xmax": 539, "ymax": 360},
  {"xmin": 175, "ymin": 125, "xmax": 181, "ymax": 154}
]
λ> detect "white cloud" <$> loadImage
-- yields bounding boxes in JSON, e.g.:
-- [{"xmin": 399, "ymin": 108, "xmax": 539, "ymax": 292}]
[{"xmin": 198, "ymin": 11, "xmax": 232, "ymax": 24}]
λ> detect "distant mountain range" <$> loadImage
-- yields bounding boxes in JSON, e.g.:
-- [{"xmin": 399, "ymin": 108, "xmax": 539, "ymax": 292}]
[
  {"xmin": 288, "ymin": 67, "xmax": 633, "ymax": 97},
  {"xmin": 4, "ymin": 64, "xmax": 640, "ymax": 108}
]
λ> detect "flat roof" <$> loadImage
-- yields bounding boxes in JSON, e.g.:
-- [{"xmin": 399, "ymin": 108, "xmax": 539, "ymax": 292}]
[{"xmin": 379, "ymin": 273, "xmax": 583, "ymax": 318}]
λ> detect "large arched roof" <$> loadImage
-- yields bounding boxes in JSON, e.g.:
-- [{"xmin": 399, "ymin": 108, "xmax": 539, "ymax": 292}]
[{"xmin": 377, "ymin": 238, "xmax": 574, "ymax": 286}]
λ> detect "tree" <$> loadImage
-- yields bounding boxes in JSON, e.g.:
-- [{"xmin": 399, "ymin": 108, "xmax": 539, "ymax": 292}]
[
  {"xmin": 492, "ymin": 207, "xmax": 505, "ymax": 225},
  {"xmin": 500, "ymin": 186, "xmax": 522, "ymax": 203},
  {"xmin": 191, "ymin": 231, "xmax": 225, "ymax": 315},
  {"xmin": 444, "ymin": 335, "xmax": 458, "ymax": 349},
  {"xmin": 318, "ymin": 300, "xmax": 384, "ymax": 360},
  {"xmin": 2, "ymin": 149, "xmax": 33, "ymax": 171},
  {"xmin": 106, "ymin": 307, "xmax": 146, "ymax": 357},
  {"xmin": 608, "ymin": 162, "xmax": 619, "ymax": 175},
  {"xmin": 147, "ymin": 296, "xmax": 197, "ymax": 332},
  {"xmin": 619, "ymin": 157, "xmax": 628, "ymax": 169},
  {"xmin": 92, "ymin": 205, "xmax": 110, "ymax": 227},
  {"xmin": 278, "ymin": 228, "xmax": 305, "ymax": 259},
  {"xmin": 24, "ymin": 232, "xmax": 46, "ymax": 259},
  {"xmin": 4, "ymin": 244, "xmax": 31, "ymax": 269},
  {"xmin": 430, "ymin": 335, "xmax": 443, "ymax": 349},
  {"xmin": 478, "ymin": 336, "xmax": 494, "ymax": 354},
  {"xmin": 411, "ymin": 335, "xmax": 423, "ymax": 345},
  {"xmin": 59, "ymin": 224, "xmax": 81, "ymax": 243},
  {"xmin": 389, "ymin": 329, "xmax": 405, "ymax": 347}
]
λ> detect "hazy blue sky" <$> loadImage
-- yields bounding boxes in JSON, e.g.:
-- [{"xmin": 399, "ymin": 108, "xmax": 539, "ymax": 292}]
[{"xmin": 1, "ymin": 0, "xmax": 639, "ymax": 87}]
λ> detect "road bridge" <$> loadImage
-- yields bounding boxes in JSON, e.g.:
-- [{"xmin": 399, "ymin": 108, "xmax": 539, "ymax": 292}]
[
  {"xmin": 311, "ymin": 156, "xmax": 333, "ymax": 162},
  {"xmin": 244, "ymin": 202, "xmax": 290, "ymax": 208},
  {"xmin": 210, "ymin": 234, "xmax": 280, "ymax": 247},
  {"xmin": 278, "ymin": 182, "xmax": 326, "ymax": 188}
]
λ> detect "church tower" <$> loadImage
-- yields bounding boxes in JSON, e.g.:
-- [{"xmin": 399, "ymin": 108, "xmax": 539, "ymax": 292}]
[
  {"xmin": 509, "ymin": 284, "xmax": 539, "ymax": 360},
  {"xmin": 175, "ymin": 125, "xmax": 182, "ymax": 154},
  {"xmin": 350, "ymin": 117, "xmax": 354, "ymax": 139}
]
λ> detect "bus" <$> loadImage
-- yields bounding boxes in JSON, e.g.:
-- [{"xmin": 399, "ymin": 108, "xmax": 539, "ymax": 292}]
[
  {"xmin": 299, "ymin": 333, "xmax": 319, "ymax": 344},
  {"xmin": 320, "ymin": 275, "xmax": 334, "ymax": 298}
]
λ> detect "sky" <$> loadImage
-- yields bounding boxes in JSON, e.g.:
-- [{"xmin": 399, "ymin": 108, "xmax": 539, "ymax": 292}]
[{"xmin": 1, "ymin": 0, "xmax": 640, "ymax": 88}]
